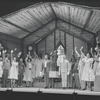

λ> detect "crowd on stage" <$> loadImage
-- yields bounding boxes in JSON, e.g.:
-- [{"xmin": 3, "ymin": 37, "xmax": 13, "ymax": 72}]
[{"xmin": 0, "ymin": 37, "xmax": 100, "ymax": 91}]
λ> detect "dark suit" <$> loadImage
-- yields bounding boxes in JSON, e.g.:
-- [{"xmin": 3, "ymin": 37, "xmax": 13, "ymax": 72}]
[
  {"xmin": 49, "ymin": 60, "xmax": 56, "ymax": 88},
  {"xmin": 72, "ymin": 61, "xmax": 80, "ymax": 89},
  {"xmin": 43, "ymin": 60, "xmax": 50, "ymax": 88}
]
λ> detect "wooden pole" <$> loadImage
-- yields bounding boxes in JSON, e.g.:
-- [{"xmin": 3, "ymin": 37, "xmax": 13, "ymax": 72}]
[
  {"xmin": 45, "ymin": 38, "xmax": 46, "ymax": 54},
  {"xmin": 64, "ymin": 32, "xmax": 66, "ymax": 54},
  {"xmin": 73, "ymin": 36, "xmax": 75, "ymax": 55}
]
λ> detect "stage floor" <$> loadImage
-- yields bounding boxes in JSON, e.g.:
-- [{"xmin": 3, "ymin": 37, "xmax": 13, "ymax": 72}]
[{"xmin": 0, "ymin": 88, "xmax": 100, "ymax": 96}]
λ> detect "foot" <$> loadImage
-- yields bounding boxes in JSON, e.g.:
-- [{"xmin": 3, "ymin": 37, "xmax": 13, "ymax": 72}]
[
  {"xmin": 45, "ymin": 87, "xmax": 47, "ymax": 89},
  {"xmin": 63, "ymin": 87, "xmax": 65, "ymax": 89}
]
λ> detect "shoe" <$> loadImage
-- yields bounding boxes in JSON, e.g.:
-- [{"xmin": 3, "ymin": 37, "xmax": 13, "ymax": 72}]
[
  {"xmin": 63, "ymin": 87, "xmax": 65, "ymax": 89},
  {"xmin": 45, "ymin": 87, "xmax": 47, "ymax": 89}
]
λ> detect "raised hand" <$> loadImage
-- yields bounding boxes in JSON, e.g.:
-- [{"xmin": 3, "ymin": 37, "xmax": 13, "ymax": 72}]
[
  {"xmin": 80, "ymin": 46, "xmax": 83, "ymax": 51},
  {"xmin": 96, "ymin": 37, "xmax": 99, "ymax": 42},
  {"xmin": 5, "ymin": 50, "xmax": 7, "ymax": 53},
  {"xmin": 75, "ymin": 46, "xmax": 77, "ymax": 51},
  {"xmin": 14, "ymin": 48, "xmax": 17, "ymax": 51},
  {"xmin": 11, "ymin": 50, "xmax": 13, "ymax": 53},
  {"xmin": 91, "ymin": 47, "xmax": 93, "ymax": 52}
]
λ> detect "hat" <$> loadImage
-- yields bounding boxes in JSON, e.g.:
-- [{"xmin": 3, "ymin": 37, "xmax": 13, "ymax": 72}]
[{"xmin": 57, "ymin": 45, "xmax": 65, "ymax": 55}]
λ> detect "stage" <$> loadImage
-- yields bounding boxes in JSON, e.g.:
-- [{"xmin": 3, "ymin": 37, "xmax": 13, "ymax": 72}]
[{"xmin": 0, "ymin": 88, "xmax": 100, "ymax": 100}]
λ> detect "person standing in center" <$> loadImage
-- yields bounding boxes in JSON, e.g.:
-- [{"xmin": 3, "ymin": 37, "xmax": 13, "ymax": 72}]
[
  {"xmin": 43, "ymin": 54, "xmax": 50, "ymax": 88},
  {"xmin": 59, "ymin": 55, "xmax": 69, "ymax": 89}
]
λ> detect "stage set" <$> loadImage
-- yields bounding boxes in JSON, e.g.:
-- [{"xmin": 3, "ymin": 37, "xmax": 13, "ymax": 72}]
[{"xmin": 0, "ymin": 1, "xmax": 100, "ymax": 100}]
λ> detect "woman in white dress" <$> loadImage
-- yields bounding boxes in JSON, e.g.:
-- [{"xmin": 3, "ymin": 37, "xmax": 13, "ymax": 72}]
[
  {"xmin": 75, "ymin": 47, "xmax": 85, "ymax": 89},
  {"xmin": 35, "ymin": 53, "xmax": 43, "ymax": 82},
  {"xmin": 0, "ymin": 57, "xmax": 3, "ymax": 85},
  {"xmin": 31, "ymin": 51, "xmax": 38, "ymax": 86},
  {"xmin": 81, "ymin": 50, "xmax": 95, "ymax": 91},
  {"xmin": 9, "ymin": 56, "xmax": 18, "ymax": 88},
  {"xmin": 23, "ymin": 55, "xmax": 32, "ymax": 87}
]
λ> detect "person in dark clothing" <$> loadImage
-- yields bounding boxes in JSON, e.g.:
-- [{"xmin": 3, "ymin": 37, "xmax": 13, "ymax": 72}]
[
  {"xmin": 68, "ymin": 54, "xmax": 76, "ymax": 88},
  {"xmin": 43, "ymin": 53, "xmax": 51, "ymax": 88},
  {"xmin": 2, "ymin": 53, "xmax": 10, "ymax": 88},
  {"xmin": 72, "ymin": 57, "xmax": 81, "ymax": 89},
  {"xmin": 49, "ymin": 55, "xmax": 56, "ymax": 88},
  {"xmin": 18, "ymin": 58, "xmax": 25, "ymax": 87}
]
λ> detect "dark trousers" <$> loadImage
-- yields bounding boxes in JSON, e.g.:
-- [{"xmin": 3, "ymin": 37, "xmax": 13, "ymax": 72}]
[
  {"xmin": 73, "ymin": 73, "xmax": 81, "ymax": 89},
  {"xmin": 18, "ymin": 71, "xmax": 23, "ymax": 87},
  {"xmin": 68, "ymin": 73, "xmax": 73, "ymax": 88},
  {"xmin": 3, "ymin": 69, "xmax": 9, "ymax": 87},
  {"xmin": 49, "ymin": 78, "xmax": 54, "ymax": 88},
  {"xmin": 44, "ymin": 68, "xmax": 49, "ymax": 88}
]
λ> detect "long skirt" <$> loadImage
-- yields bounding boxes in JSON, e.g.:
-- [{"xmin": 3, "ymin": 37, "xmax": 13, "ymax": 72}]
[
  {"xmin": 8, "ymin": 67, "xmax": 18, "ymax": 80},
  {"xmin": 67, "ymin": 73, "xmax": 73, "ymax": 88},
  {"xmin": 73, "ymin": 73, "xmax": 80, "ymax": 89},
  {"xmin": 23, "ymin": 68, "xmax": 32, "ymax": 82}
]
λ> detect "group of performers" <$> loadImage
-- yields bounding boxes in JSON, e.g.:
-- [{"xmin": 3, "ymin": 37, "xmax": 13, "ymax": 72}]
[{"xmin": 0, "ymin": 37, "xmax": 100, "ymax": 91}]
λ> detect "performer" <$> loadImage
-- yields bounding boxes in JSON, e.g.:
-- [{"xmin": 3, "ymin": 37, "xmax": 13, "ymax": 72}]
[
  {"xmin": 72, "ymin": 56, "xmax": 81, "ymax": 89},
  {"xmin": 68, "ymin": 51, "xmax": 76, "ymax": 89},
  {"xmin": 49, "ymin": 54, "xmax": 56, "ymax": 88},
  {"xmin": 2, "ymin": 51, "xmax": 11, "ymax": 88},
  {"xmin": 93, "ymin": 52, "xmax": 100, "ymax": 91},
  {"xmin": 35, "ymin": 53, "xmax": 43, "ymax": 82},
  {"xmin": 31, "ymin": 51, "xmax": 38, "ymax": 86},
  {"xmin": 81, "ymin": 48, "xmax": 95, "ymax": 91},
  {"xmin": 9, "ymin": 50, "xmax": 18, "ymax": 88},
  {"xmin": 93, "ymin": 37, "xmax": 100, "ymax": 91},
  {"xmin": 18, "ymin": 58, "xmax": 25, "ymax": 87},
  {"xmin": 43, "ymin": 53, "xmax": 50, "ymax": 88},
  {"xmin": 23, "ymin": 55, "xmax": 32, "ymax": 87},
  {"xmin": 59, "ymin": 55, "xmax": 69, "ymax": 89},
  {"xmin": 75, "ymin": 47, "xmax": 85, "ymax": 90},
  {"xmin": 0, "ymin": 57, "xmax": 3, "ymax": 87}
]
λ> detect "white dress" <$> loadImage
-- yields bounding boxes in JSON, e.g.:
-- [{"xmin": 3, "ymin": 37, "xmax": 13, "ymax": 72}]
[
  {"xmin": 82, "ymin": 57, "xmax": 95, "ymax": 81},
  {"xmin": 23, "ymin": 62, "xmax": 32, "ymax": 82},
  {"xmin": 9, "ymin": 61, "xmax": 18, "ymax": 80},
  {"xmin": 95, "ymin": 57, "xmax": 100, "ymax": 76},
  {"xmin": 0, "ymin": 61, "xmax": 3, "ymax": 78},
  {"xmin": 35, "ymin": 59, "xmax": 43, "ymax": 78}
]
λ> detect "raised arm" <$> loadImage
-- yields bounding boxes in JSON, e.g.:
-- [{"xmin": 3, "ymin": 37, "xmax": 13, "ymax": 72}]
[
  {"xmin": 25, "ymin": 55, "xmax": 28, "ymax": 64},
  {"xmin": 96, "ymin": 37, "xmax": 99, "ymax": 44},
  {"xmin": 80, "ymin": 46, "xmax": 85, "ymax": 58},
  {"xmin": 75, "ymin": 47, "xmax": 81, "ymax": 57},
  {"xmin": 11, "ymin": 50, "xmax": 13, "ymax": 62},
  {"xmin": 2, "ymin": 50, "xmax": 5, "ymax": 63},
  {"xmin": 33, "ymin": 51, "xmax": 38, "ymax": 58},
  {"xmin": 90, "ymin": 47, "xmax": 93, "ymax": 56}
]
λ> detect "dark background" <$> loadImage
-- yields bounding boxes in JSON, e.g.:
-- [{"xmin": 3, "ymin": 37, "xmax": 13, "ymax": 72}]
[{"xmin": 0, "ymin": 0, "xmax": 100, "ymax": 18}]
